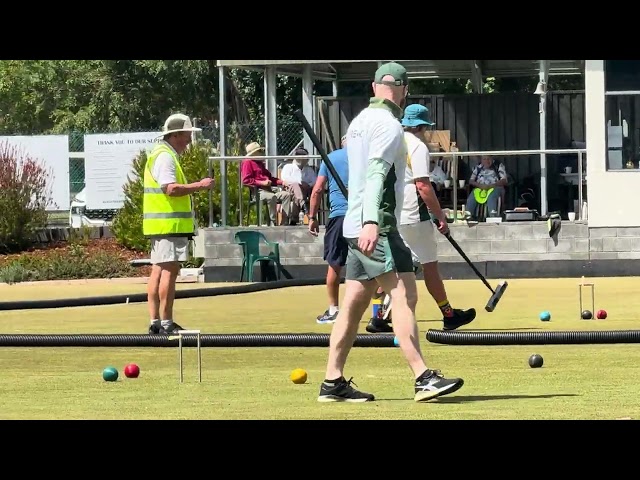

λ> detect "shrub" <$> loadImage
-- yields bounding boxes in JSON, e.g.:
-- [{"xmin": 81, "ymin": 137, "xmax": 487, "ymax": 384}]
[
  {"xmin": 0, "ymin": 140, "xmax": 53, "ymax": 253},
  {"xmin": 0, "ymin": 242, "xmax": 136, "ymax": 284},
  {"xmin": 111, "ymin": 151, "xmax": 149, "ymax": 252}
]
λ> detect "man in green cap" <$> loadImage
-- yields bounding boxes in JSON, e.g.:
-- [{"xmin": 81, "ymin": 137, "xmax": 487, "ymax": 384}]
[{"xmin": 317, "ymin": 62, "xmax": 465, "ymax": 404}]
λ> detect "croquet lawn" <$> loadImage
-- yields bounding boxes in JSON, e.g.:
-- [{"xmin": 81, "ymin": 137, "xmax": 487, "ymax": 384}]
[{"xmin": 0, "ymin": 276, "xmax": 639, "ymax": 420}]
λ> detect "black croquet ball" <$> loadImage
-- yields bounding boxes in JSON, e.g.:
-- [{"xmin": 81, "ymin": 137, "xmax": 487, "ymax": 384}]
[
  {"xmin": 528, "ymin": 354, "xmax": 543, "ymax": 368},
  {"xmin": 581, "ymin": 310, "xmax": 593, "ymax": 320}
]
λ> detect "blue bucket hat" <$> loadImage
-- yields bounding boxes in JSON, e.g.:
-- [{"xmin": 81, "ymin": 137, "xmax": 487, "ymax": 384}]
[{"xmin": 401, "ymin": 104, "xmax": 435, "ymax": 127}]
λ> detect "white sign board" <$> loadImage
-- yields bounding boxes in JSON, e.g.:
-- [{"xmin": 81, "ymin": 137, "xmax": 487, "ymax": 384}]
[
  {"xmin": 84, "ymin": 132, "xmax": 162, "ymax": 210},
  {"xmin": 0, "ymin": 135, "xmax": 70, "ymax": 210}
]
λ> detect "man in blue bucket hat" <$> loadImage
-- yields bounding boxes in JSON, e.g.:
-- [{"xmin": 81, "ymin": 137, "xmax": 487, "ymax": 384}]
[{"xmin": 368, "ymin": 103, "xmax": 476, "ymax": 333}]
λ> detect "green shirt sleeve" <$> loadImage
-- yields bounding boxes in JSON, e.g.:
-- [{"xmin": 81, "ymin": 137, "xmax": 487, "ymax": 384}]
[{"xmin": 362, "ymin": 157, "xmax": 391, "ymax": 224}]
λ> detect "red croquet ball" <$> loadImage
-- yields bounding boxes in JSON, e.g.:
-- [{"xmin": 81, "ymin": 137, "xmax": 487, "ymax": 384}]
[
  {"xmin": 596, "ymin": 309, "xmax": 607, "ymax": 320},
  {"xmin": 124, "ymin": 363, "xmax": 140, "ymax": 378}
]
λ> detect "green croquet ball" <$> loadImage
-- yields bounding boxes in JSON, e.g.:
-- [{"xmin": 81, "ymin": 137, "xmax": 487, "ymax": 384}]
[{"xmin": 102, "ymin": 366, "xmax": 119, "ymax": 382}]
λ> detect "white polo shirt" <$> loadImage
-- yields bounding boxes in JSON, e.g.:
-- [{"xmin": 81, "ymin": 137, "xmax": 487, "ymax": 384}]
[
  {"xmin": 343, "ymin": 98, "xmax": 407, "ymax": 239},
  {"xmin": 400, "ymin": 131, "xmax": 432, "ymax": 225}
]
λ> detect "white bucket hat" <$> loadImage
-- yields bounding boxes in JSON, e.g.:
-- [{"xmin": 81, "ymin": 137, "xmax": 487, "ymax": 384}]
[{"xmin": 158, "ymin": 113, "xmax": 202, "ymax": 137}]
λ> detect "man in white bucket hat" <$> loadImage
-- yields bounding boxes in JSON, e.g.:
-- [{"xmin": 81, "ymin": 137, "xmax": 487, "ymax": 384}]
[{"xmin": 143, "ymin": 113, "xmax": 213, "ymax": 335}]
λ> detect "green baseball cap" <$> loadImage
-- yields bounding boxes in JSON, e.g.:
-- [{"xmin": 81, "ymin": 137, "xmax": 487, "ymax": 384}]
[{"xmin": 374, "ymin": 62, "xmax": 408, "ymax": 86}]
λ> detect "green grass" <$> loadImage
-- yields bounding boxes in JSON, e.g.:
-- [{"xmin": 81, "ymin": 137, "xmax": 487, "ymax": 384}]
[{"xmin": 1, "ymin": 276, "xmax": 640, "ymax": 419}]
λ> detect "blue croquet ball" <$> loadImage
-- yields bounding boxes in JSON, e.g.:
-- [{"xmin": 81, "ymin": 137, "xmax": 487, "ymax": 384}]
[
  {"xmin": 102, "ymin": 366, "xmax": 119, "ymax": 382},
  {"xmin": 539, "ymin": 311, "xmax": 551, "ymax": 321},
  {"xmin": 393, "ymin": 336, "xmax": 399, "ymax": 347}
]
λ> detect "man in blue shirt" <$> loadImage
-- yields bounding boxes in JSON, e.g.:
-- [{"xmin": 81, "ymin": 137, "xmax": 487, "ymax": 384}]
[{"xmin": 308, "ymin": 135, "xmax": 349, "ymax": 324}]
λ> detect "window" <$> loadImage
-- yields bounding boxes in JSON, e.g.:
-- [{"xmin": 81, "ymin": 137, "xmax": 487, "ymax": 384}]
[
  {"xmin": 605, "ymin": 60, "xmax": 640, "ymax": 92},
  {"xmin": 605, "ymin": 61, "xmax": 640, "ymax": 170}
]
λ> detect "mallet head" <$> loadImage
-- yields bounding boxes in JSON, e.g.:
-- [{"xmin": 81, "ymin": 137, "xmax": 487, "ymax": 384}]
[{"xmin": 485, "ymin": 280, "xmax": 508, "ymax": 312}]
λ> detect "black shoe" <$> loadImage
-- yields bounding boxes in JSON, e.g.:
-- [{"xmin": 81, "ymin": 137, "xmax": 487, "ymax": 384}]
[
  {"xmin": 148, "ymin": 324, "xmax": 163, "ymax": 335},
  {"xmin": 414, "ymin": 369, "xmax": 464, "ymax": 402},
  {"xmin": 161, "ymin": 322, "xmax": 185, "ymax": 335},
  {"xmin": 317, "ymin": 377, "xmax": 375, "ymax": 403},
  {"xmin": 316, "ymin": 310, "xmax": 338, "ymax": 324},
  {"xmin": 443, "ymin": 308, "xmax": 476, "ymax": 331},
  {"xmin": 366, "ymin": 317, "xmax": 393, "ymax": 333}
]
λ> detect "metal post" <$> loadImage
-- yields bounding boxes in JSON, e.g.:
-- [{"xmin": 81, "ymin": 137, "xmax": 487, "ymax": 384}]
[
  {"xmin": 264, "ymin": 66, "xmax": 278, "ymax": 226},
  {"xmin": 218, "ymin": 65, "xmax": 227, "ymax": 227},
  {"xmin": 175, "ymin": 330, "xmax": 202, "ymax": 383},
  {"xmin": 451, "ymin": 145, "xmax": 459, "ymax": 222},
  {"xmin": 264, "ymin": 66, "xmax": 278, "ymax": 176},
  {"xmin": 197, "ymin": 332, "xmax": 202, "ymax": 383},
  {"xmin": 191, "ymin": 118, "xmax": 198, "ymax": 144},
  {"xmin": 238, "ymin": 163, "xmax": 243, "ymax": 225},
  {"xmin": 538, "ymin": 60, "xmax": 549, "ymax": 216},
  {"xmin": 178, "ymin": 334, "xmax": 183, "ymax": 383},
  {"xmin": 302, "ymin": 65, "xmax": 315, "ymax": 155},
  {"xmin": 578, "ymin": 151, "xmax": 584, "ymax": 221}
]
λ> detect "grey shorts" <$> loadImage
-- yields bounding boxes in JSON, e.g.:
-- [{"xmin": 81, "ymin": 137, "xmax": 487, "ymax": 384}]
[
  {"xmin": 150, "ymin": 237, "xmax": 189, "ymax": 265},
  {"xmin": 345, "ymin": 231, "xmax": 415, "ymax": 281}
]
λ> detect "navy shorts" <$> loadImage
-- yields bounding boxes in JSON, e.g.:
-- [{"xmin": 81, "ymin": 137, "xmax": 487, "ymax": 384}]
[{"xmin": 323, "ymin": 215, "xmax": 348, "ymax": 268}]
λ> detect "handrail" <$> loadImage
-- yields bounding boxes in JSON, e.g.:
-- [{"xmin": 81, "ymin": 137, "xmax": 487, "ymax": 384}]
[
  {"xmin": 208, "ymin": 148, "xmax": 589, "ymax": 227},
  {"xmin": 425, "ymin": 148, "xmax": 587, "ymax": 157},
  {"xmin": 209, "ymin": 154, "xmax": 322, "ymax": 161},
  {"xmin": 420, "ymin": 148, "xmax": 587, "ymax": 223},
  {"xmin": 207, "ymin": 148, "xmax": 587, "ymax": 162}
]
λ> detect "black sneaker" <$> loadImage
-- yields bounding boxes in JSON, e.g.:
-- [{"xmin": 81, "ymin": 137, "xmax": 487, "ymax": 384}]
[
  {"xmin": 316, "ymin": 310, "xmax": 338, "ymax": 324},
  {"xmin": 366, "ymin": 316, "xmax": 393, "ymax": 333},
  {"xmin": 148, "ymin": 324, "xmax": 163, "ymax": 335},
  {"xmin": 414, "ymin": 369, "xmax": 464, "ymax": 402},
  {"xmin": 318, "ymin": 377, "xmax": 375, "ymax": 403},
  {"xmin": 443, "ymin": 308, "xmax": 476, "ymax": 331},
  {"xmin": 162, "ymin": 322, "xmax": 185, "ymax": 335}
]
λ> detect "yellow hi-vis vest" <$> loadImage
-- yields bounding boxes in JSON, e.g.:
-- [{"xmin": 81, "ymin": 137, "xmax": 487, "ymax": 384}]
[{"xmin": 143, "ymin": 143, "xmax": 194, "ymax": 238}]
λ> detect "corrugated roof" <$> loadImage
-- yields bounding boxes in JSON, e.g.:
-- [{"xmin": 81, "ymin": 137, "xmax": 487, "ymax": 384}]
[{"xmin": 215, "ymin": 60, "xmax": 583, "ymax": 80}]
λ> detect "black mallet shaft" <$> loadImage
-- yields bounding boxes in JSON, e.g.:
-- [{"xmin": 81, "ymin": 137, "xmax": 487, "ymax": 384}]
[
  {"xmin": 294, "ymin": 109, "xmax": 348, "ymax": 199},
  {"xmin": 433, "ymin": 218, "xmax": 508, "ymax": 312}
]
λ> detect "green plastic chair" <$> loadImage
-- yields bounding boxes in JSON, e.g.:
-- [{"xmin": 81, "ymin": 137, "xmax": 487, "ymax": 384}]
[{"xmin": 234, "ymin": 231, "xmax": 283, "ymax": 282}]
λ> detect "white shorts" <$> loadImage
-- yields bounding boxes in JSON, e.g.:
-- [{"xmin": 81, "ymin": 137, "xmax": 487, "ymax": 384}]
[
  {"xmin": 150, "ymin": 237, "xmax": 189, "ymax": 264},
  {"xmin": 398, "ymin": 221, "xmax": 438, "ymax": 265}
]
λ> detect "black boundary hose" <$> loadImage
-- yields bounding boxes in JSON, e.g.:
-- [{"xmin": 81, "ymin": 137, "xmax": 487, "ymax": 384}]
[
  {"xmin": 427, "ymin": 329, "xmax": 640, "ymax": 345},
  {"xmin": 0, "ymin": 333, "xmax": 397, "ymax": 348},
  {"xmin": 0, "ymin": 277, "xmax": 332, "ymax": 311}
]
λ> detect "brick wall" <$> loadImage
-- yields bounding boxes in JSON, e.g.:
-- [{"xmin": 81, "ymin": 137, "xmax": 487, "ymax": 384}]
[{"xmin": 196, "ymin": 223, "xmax": 640, "ymax": 267}]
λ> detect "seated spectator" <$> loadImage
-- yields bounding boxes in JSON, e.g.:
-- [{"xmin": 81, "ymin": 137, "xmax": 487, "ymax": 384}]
[
  {"xmin": 465, "ymin": 155, "xmax": 508, "ymax": 220},
  {"xmin": 429, "ymin": 158, "xmax": 448, "ymax": 188},
  {"xmin": 240, "ymin": 142, "xmax": 296, "ymax": 225},
  {"xmin": 280, "ymin": 147, "xmax": 317, "ymax": 219}
]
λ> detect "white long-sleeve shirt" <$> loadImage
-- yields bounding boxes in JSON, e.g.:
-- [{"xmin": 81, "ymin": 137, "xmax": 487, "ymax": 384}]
[{"xmin": 280, "ymin": 162, "xmax": 317, "ymax": 186}]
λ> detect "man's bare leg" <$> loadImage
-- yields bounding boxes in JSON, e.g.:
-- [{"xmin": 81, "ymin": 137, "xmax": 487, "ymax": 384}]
[
  {"xmin": 421, "ymin": 262, "xmax": 447, "ymax": 304},
  {"xmin": 422, "ymin": 262, "xmax": 476, "ymax": 329},
  {"xmin": 324, "ymin": 278, "xmax": 378, "ymax": 380},
  {"xmin": 378, "ymin": 271, "xmax": 464, "ymax": 402},
  {"xmin": 376, "ymin": 271, "xmax": 426, "ymax": 377},
  {"xmin": 146, "ymin": 261, "xmax": 184, "ymax": 334},
  {"xmin": 147, "ymin": 265, "xmax": 162, "ymax": 332},
  {"xmin": 158, "ymin": 261, "xmax": 180, "ymax": 321},
  {"xmin": 327, "ymin": 265, "xmax": 341, "ymax": 310}
]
